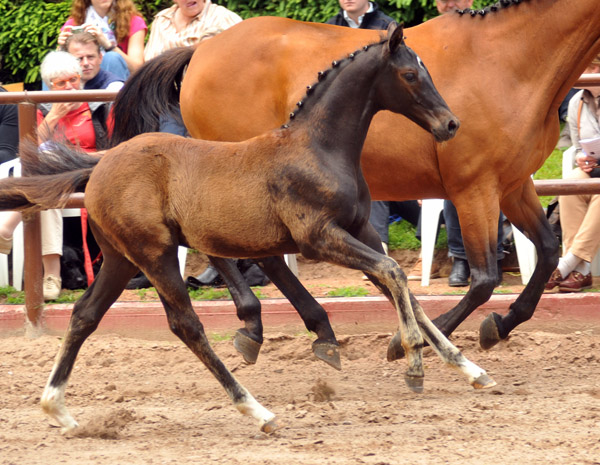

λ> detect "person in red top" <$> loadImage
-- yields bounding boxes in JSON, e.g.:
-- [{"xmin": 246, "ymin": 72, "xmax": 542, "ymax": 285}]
[
  {"xmin": 0, "ymin": 51, "xmax": 107, "ymax": 300},
  {"xmin": 56, "ymin": 0, "xmax": 147, "ymax": 80}
]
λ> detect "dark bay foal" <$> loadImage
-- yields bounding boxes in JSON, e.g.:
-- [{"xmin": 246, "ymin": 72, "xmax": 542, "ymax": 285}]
[{"xmin": 0, "ymin": 24, "xmax": 494, "ymax": 434}]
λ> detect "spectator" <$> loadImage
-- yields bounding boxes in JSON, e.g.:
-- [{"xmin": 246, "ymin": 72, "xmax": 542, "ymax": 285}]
[
  {"xmin": 0, "ymin": 51, "xmax": 109, "ymax": 300},
  {"xmin": 0, "ymin": 85, "xmax": 19, "ymax": 164},
  {"xmin": 144, "ymin": 0, "xmax": 242, "ymax": 62},
  {"xmin": 546, "ymin": 54, "xmax": 600, "ymax": 293},
  {"xmin": 327, "ymin": 0, "xmax": 395, "ymax": 29},
  {"xmin": 435, "ymin": 0, "xmax": 474, "ymax": 14},
  {"xmin": 63, "ymin": 31, "xmax": 124, "ymax": 89},
  {"xmin": 56, "ymin": 0, "xmax": 147, "ymax": 80}
]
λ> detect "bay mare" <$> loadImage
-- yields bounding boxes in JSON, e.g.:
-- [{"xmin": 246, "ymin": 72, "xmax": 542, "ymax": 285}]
[
  {"xmin": 0, "ymin": 25, "xmax": 496, "ymax": 433},
  {"xmin": 111, "ymin": 0, "xmax": 600, "ymax": 356}
]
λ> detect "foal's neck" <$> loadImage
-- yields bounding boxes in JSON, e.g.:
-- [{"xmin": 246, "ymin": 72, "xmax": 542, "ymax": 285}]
[{"xmin": 286, "ymin": 42, "xmax": 385, "ymax": 164}]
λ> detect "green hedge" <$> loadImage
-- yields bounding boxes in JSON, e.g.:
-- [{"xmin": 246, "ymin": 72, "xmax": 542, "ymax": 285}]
[{"xmin": 0, "ymin": 0, "xmax": 495, "ymax": 86}]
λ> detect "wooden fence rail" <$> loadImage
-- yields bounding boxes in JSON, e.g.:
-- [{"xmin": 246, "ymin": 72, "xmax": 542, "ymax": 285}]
[{"xmin": 1, "ymin": 78, "xmax": 600, "ymax": 334}]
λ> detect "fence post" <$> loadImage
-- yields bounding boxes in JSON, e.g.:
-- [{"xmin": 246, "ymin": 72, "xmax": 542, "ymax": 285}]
[{"xmin": 18, "ymin": 103, "xmax": 44, "ymax": 336}]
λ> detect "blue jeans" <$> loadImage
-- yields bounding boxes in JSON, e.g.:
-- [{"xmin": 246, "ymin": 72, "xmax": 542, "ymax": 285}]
[
  {"xmin": 100, "ymin": 51, "xmax": 129, "ymax": 81},
  {"xmin": 159, "ymin": 107, "xmax": 188, "ymax": 136},
  {"xmin": 444, "ymin": 200, "xmax": 504, "ymax": 260}
]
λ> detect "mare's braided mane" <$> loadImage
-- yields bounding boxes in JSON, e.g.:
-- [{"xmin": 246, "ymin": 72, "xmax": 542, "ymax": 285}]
[
  {"xmin": 281, "ymin": 35, "xmax": 388, "ymax": 129},
  {"xmin": 457, "ymin": 0, "xmax": 528, "ymax": 17}
]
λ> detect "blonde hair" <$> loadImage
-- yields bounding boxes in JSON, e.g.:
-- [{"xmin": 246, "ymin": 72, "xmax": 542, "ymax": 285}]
[{"xmin": 69, "ymin": 0, "xmax": 143, "ymax": 43}]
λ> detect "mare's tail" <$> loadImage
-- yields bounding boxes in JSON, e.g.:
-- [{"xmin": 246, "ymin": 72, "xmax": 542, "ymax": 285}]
[
  {"xmin": 110, "ymin": 46, "xmax": 196, "ymax": 147},
  {"xmin": 0, "ymin": 140, "xmax": 99, "ymax": 213}
]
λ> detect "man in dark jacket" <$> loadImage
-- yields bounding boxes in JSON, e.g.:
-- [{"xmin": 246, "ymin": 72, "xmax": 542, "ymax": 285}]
[{"xmin": 327, "ymin": 0, "xmax": 394, "ymax": 29}]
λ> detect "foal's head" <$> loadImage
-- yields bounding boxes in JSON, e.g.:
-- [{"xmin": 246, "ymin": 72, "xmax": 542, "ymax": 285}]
[{"xmin": 378, "ymin": 23, "xmax": 459, "ymax": 142}]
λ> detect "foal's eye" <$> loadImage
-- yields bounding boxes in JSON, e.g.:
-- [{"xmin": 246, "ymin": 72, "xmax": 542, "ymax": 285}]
[{"xmin": 403, "ymin": 72, "xmax": 416, "ymax": 83}]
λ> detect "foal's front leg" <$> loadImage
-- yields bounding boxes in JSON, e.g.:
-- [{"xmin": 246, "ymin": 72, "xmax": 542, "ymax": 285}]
[{"xmin": 209, "ymin": 255, "xmax": 341, "ymax": 369}]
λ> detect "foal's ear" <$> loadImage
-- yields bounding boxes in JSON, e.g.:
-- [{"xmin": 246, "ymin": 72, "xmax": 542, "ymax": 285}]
[{"xmin": 384, "ymin": 22, "xmax": 404, "ymax": 56}]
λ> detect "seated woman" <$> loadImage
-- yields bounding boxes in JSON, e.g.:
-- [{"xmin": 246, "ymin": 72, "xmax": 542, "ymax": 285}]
[
  {"xmin": 546, "ymin": 54, "xmax": 600, "ymax": 292},
  {"xmin": 0, "ymin": 51, "xmax": 106, "ymax": 300},
  {"xmin": 56, "ymin": 0, "xmax": 146, "ymax": 81}
]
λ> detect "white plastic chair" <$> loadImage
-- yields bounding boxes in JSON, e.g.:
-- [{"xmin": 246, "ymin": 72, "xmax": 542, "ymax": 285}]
[
  {"xmin": 419, "ymin": 198, "xmax": 538, "ymax": 286},
  {"xmin": 0, "ymin": 159, "xmax": 24, "ymax": 290}
]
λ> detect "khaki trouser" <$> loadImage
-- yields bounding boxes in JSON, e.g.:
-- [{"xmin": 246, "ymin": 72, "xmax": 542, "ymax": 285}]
[
  {"xmin": 40, "ymin": 209, "xmax": 62, "ymax": 257},
  {"xmin": 559, "ymin": 168, "xmax": 600, "ymax": 262}
]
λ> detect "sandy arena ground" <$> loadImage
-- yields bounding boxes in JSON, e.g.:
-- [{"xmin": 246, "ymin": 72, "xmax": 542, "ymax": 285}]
[
  {"xmin": 1, "ymin": 252, "xmax": 600, "ymax": 464},
  {"xmin": 1, "ymin": 321, "xmax": 599, "ymax": 464}
]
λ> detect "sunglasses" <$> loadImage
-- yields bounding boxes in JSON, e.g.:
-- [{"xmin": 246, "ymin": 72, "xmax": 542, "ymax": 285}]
[{"xmin": 51, "ymin": 75, "xmax": 81, "ymax": 90}]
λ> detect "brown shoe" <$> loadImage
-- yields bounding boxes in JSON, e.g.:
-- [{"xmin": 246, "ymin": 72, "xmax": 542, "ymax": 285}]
[
  {"xmin": 544, "ymin": 269, "xmax": 564, "ymax": 290},
  {"xmin": 407, "ymin": 257, "xmax": 440, "ymax": 281},
  {"xmin": 558, "ymin": 271, "xmax": 592, "ymax": 293}
]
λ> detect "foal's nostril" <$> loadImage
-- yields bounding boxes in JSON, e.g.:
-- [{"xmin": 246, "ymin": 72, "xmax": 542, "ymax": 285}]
[{"xmin": 448, "ymin": 119, "xmax": 458, "ymax": 132}]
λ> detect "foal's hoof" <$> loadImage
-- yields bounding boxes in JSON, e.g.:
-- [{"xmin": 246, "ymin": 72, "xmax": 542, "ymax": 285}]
[
  {"xmin": 234, "ymin": 329, "xmax": 262, "ymax": 364},
  {"xmin": 404, "ymin": 374, "xmax": 424, "ymax": 393},
  {"xmin": 260, "ymin": 418, "xmax": 279, "ymax": 434},
  {"xmin": 386, "ymin": 331, "xmax": 405, "ymax": 361},
  {"xmin": 312, "ymin": 340, "xmax": 342, "ymax": 371},
  {"xmin": 479, "ymin": 312, "xmax": 502, "ymax": 350},
  {"xmin": 471, "ymin": 373, "xmax": 497, "ymax": 389}
]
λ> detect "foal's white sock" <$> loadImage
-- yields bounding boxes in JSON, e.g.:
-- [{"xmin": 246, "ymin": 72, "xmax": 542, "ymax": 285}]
[
  {"xmin": 557, "ymin": 252, "xmax": 582, "ymax": 279},
  {"xmin": 574, "ymin": 260, "xmax": 591, "ymax": 276}
]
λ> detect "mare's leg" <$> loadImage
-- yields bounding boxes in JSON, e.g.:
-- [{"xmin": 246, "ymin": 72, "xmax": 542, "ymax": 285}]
[
  {"xmin": 354, "ymin": 224, "xmax": 495, "ymax": 389},
  {"xmin": 418, "ymin": 193, "xmax": 500, "ymax": 340},
  {"xmin": 207, "ymin": 256, "xmax": 264, "ymax": 364},
  {"xmin": 256, "ymin": 256, "xmax": 340, "ymax": 369},
  {"xmin": 41, "ymin": 233, "xmax": 139, "ymax": 431},
  {"xmin": 139, "ymin": 249, "xmax": 276, "ymax": 432},
  {"xmin": 479, "ymin": 181, "xmax": 558, "ymax": 348}
]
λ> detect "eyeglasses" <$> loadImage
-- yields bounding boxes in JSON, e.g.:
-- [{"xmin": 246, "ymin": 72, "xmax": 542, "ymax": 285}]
[{"xmin": 50, "ymin": 75, "xmax": 81, "ymax": 90}]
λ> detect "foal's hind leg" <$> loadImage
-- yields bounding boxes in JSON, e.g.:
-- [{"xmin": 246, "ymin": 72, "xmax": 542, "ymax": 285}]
[
  {"xmin": 41, "ymin": 243, "xmax": 138, "ymax": 431},
  {"xmin": 297, "ymin": 226, "xmax": 425, "ymax": 392},
  {"xmin": 141, "ymin": 252, "xmax": 276, "ymax": 432},
  {"xmin": 256, "ymin": 256, "xmax": 341, "ymax": 370},
  {"xmin": 208, "ymin": 256, "xmax": 264, "ymax": 364}
]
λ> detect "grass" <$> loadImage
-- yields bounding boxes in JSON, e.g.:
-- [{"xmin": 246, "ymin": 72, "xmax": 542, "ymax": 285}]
[
  {"xmin": 326, "ymin": 286, "xmax": 369, "ymax": 297},
  {"xmin": 534, "ymin": 146, "xmax": 564, "ymax": 207}
]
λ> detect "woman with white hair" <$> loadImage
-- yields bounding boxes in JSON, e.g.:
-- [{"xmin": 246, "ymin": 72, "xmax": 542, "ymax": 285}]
[{"xmin": 0, "ymin": 51, "xmax": 106, "ymax": 300}]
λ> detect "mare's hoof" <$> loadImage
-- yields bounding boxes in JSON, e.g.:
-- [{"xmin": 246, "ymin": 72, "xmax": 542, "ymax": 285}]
[
  {"xmin": 471, "ymin": 373, "xmax": 497, "ymax": 389},
  {"xmin": 479, "ymin": 312, "xmax": 502, "ymax": 350},
  {"xmin": 234, "ymin": 329, "xmax": 262, "ymax": 364},
  {"xmin": 260, "ymin": 418, "xmax": 279, "ymax": 434},
  {"xmin": 312, "ymin": 340, "xmax": 342, "ymax": 371},
  {"xmin": 404, "ymin": 374, "xmax": 424, "ymax": 393},
  {"xmin": 386, "ymin": 331, "xmax": 405, "ymax": 361}
]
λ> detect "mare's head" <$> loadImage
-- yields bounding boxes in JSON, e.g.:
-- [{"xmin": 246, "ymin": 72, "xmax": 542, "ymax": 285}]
[{"xmin": 377, "ymin": 23, "xmax": 459, "ymax": 142}]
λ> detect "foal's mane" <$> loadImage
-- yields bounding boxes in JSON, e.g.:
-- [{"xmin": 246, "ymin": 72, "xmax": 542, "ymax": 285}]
[
  {"xmin": 457, "ymin": 0, "xmax": 529, "ymax": 18},
  {"xmin": 281, "ymin": 35, "xmax": 387, "ymax": 129}
]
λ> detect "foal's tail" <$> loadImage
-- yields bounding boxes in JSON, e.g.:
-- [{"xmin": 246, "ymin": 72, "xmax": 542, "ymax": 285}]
[
  {"xmin": 110, "ymin": 46, "xmax": 196, "ymax": 147},
  {"xmin": 0, "ymin": 140, "xmax": 99, "ymax": 213}
]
